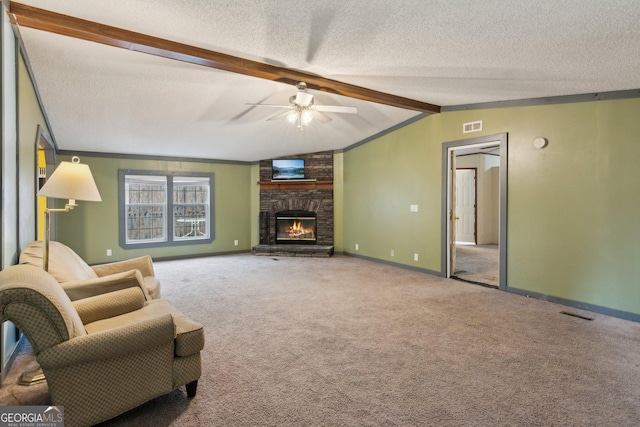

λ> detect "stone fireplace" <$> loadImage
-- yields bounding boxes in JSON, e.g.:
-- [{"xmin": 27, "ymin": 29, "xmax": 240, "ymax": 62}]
[
  {"xmin": 252, "ymin": 151, "xmax": 334, "ymax": 257},
  {"xmin": 258, "ymin": 195, "xmax": 332, "ymax": 246}
]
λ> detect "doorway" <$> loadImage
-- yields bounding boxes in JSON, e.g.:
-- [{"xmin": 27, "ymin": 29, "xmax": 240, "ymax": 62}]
[
  {"xmin": 36, "ymin": 127, "xmax": 55, "ymax": 241},
  {"xmin": 441, "ymin": 133, "xmax": 507, "ymax": 290}
]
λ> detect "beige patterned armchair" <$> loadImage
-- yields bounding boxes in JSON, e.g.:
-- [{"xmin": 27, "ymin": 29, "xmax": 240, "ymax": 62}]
[
  {"xmin": 20, "ymin": 241, "xmax": 161, "ymax": 300},
  {"xmin": 0, "ymin": 264, "xmax": 204, "ymax": 427}
]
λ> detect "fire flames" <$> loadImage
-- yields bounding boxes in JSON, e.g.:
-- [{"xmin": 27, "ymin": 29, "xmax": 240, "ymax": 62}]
[{"xmin": 287, "ymin": 220, "xmax": 315, "ymax": 239}]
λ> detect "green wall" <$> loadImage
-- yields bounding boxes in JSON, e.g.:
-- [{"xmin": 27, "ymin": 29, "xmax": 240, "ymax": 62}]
[
  {"xmin": 344, "ymin": 116, "xmax": 444, "ymax": 272},
  {"xmin": 344, "ymin": 98, "xmax": 640, "ymax": 316},
  {"xmin": 56, "ymin": 155, "xmax": 253, "ymax": 264},
  {"xmin": 18, "ymin": 52, "xmax": 48, "ymax": 250}
]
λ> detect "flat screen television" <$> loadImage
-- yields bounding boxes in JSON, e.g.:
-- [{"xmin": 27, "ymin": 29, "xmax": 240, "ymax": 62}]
[{"xmin": 272, "ymin": 159, "xmax": 305, "ymax": 180}]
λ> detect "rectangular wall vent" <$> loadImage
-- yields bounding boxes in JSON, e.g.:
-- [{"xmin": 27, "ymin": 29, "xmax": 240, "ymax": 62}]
[{"xmin": 463, "ymin": 120, "xmax": 483, "ymax": 133}]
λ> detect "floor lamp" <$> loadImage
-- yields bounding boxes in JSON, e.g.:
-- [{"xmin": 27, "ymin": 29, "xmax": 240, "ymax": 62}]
[{"xmin": 20, "ymin": 155, "xmax": 101, "ymax": 385}]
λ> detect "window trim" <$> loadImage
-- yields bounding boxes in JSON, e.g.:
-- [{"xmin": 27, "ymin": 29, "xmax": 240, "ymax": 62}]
[{"xmin": 118, "ymin": 169, "xmax": 215, "ymax": 249}]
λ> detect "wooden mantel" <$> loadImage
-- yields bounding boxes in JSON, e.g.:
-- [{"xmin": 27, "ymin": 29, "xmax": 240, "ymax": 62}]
[{"xmin": 258, "ymin": 180, "xmax": 333, "ymax": 191}]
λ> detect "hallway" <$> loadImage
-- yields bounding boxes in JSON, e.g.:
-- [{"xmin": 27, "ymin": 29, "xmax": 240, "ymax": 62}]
[{"xmin": 453, "ymin": 244, "xmax": 499, "ymax": 287}]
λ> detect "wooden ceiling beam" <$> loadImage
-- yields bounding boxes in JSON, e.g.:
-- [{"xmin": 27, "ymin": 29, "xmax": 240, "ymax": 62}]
[{"xmin": 8, "ymin": 2, "xmax": 440, "ymax": 114}]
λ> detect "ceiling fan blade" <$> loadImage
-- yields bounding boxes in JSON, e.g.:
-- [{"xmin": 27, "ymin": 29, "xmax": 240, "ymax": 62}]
[
  {"xmin": 227, "ymin": 95, "xmax": 276, "ymax": 122},
  {"xmin": 266, "ymin": 110, "xmax": 291, "ymax": 121},
  {"xmin": 314, "ymin": 111, "xmax": 333, "ymax": 124},
  {"xmin": 306, "ymin": 10, "xmax": 335, "ymax": 63},
  {"xmin": 315, "ymin": 105, "xmax": 358, "ymax": 114},
  {"xmin": 245, "ymin": 103, "xmax": 292, "ymax": 109},
  {"xmin": 295, "ymin": 92, "xmax": 314, "ymax": 107}
]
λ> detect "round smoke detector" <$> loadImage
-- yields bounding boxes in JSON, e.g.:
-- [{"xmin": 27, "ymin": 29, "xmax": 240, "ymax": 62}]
[{"xmin": 533, "ymin": 137, "xmax": 548, "ymax": 149}]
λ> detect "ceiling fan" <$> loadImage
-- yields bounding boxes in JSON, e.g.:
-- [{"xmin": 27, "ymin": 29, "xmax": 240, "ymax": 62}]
[{"xmin": 247, "ymin": 82, "xmax": 357, "ymax": 130}]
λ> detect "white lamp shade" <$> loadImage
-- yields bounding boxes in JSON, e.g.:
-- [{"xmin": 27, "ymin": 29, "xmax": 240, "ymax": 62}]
[{"xmin": 38, "ymin": 161, "xmax": 102, "ymax": 202}]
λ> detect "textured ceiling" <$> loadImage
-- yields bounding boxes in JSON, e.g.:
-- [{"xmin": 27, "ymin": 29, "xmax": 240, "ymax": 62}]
[{"xmin": 11, "ymin": 0, "xmax": 640, "ymax": 162}]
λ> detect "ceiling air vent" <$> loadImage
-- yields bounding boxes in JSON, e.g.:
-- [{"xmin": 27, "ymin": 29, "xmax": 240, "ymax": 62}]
[{"xmin": 463, "ymin": 120, "xmax": 483, "ymax": 133}]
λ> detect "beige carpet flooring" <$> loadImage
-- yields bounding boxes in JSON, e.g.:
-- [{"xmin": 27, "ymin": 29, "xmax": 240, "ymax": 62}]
[
  {"xmin": 2, "ymin": 254, "xmax": 640, "ymax": 426},
  {"xmin": 454, "ymin": 244, "xmax": 499, "ymax": 287}
]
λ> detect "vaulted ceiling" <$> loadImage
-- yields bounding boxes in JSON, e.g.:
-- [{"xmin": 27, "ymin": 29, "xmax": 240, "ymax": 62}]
[{"xmin": 8, "ymin": 0, "xmax": 640, "ymax": 162}]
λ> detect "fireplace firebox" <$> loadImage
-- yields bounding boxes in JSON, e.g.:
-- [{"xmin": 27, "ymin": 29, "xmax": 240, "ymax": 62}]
[{"xmin": 275, "ymin": 210, "xmax": 317, "ymax": 245}]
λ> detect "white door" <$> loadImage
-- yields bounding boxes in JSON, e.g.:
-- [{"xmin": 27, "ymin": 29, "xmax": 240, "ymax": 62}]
[{"xmin": 455, "ymin": 168, "xmax": 476, "ymax": 244}]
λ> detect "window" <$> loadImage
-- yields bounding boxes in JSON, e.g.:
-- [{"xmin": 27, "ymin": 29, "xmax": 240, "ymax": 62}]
[
  {"xmin": 119, "ymin": 170, "xmax": 214, "ymax": 248},
  {"xmin": 173, "ymin": 177, "xmax": 210, "ymax": 240},
  {"xmin": 124, "ymin": 175, "xmax": 167, "ymax": 243}
]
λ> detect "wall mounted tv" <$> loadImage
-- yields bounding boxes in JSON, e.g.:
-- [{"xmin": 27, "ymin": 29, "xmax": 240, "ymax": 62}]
[{"xmin": 272, "ymin": 159, "xmax": 305, "ymax": 180}]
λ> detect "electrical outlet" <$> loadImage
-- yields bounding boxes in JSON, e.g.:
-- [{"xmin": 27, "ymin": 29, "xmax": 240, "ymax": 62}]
[
  {"xmin": 391, "ymin": 250, "xmax": 395, "ymax": 257},
  {"xmin": 355, "ymin": 243, "xmax": 359, "ymax": 251},
  {"xmin": 234, "ymin": 240, "xmax": 239, "ymax": 246},
  {"xmin": 106, "ymin": 249, "xmax": 112, "ymax": 257},
  {"xmin": 414, "ymin": 204, "xmax": 419, "ymax": 212},
  {"xmin": 414, "ymin": 253, "xmax": 419, "ymax": 261}
]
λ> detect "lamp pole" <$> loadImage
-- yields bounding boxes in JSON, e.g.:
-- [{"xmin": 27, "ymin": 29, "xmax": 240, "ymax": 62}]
[{"xmin": 42, "ymin": 200, "xmax": 77, "ymax": 271}]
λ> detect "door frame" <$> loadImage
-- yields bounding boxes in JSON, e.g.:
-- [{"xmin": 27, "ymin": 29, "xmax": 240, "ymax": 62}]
[{"xmin": 441, "ymin": 133, "xmax": 508, "ymax": 290}]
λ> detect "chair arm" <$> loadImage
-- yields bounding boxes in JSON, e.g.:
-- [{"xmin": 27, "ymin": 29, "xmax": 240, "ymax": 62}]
[
  {"xmin": 62, "ymin": 270, "xmax": 148, "ymax": 301},
  {"xmin": 73, "ymin": 287, "xmax": 146, "ymax": 324},
  {"xmin": 38, "ymin": 313, "xmax": 175, "ymax": 369},
  {"xmin": 92, "ymin": 255, "xmax": 155, "ymax": 278}
]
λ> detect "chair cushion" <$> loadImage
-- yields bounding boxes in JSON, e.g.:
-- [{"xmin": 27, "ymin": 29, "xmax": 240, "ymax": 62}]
[
  {"xmin": 143, "ymin": 276, "xmax": 161, "ymax": 300},
  {"xmin": 73, "ymin": 287, "xmax": 147, "ymax": 325},
  {"xmin": 172, "ymin": 311, "xmax": 205, "ymax": 357},
  {"xmin": 85, "ymin": 299, "xmax": 204, "ymax": 357}
]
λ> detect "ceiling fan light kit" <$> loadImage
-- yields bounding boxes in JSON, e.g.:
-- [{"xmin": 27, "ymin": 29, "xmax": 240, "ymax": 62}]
[
  {"xmin": 287, "ymin": 108, "xmax": 315, "ymax": 130},
  {"xmin": 250, "ymin": 81, "xmax": 358, "ymax": 131}
]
